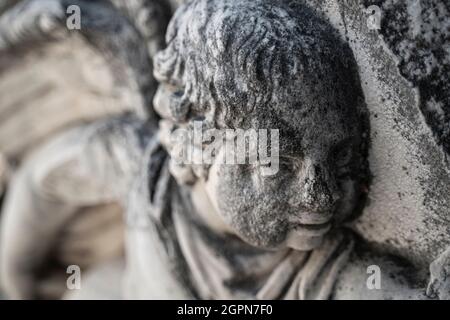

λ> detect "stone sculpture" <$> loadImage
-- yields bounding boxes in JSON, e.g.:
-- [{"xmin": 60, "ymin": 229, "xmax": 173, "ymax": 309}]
[
  {"xmin": 0, "ymin": 0, "xmax": 171, "ymax": 298},
  {"xmin": 0, "ymin": 0, "xmax": 449, "ymax": 300}
]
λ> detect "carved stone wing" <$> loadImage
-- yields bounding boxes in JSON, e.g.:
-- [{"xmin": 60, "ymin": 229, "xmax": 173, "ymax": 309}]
[{"xmin": 0, "ymin": 0, "xmax": 169, "ymax": 164}]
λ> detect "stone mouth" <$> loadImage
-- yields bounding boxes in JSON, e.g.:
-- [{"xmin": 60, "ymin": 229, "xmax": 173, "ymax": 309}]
[{"xmin": 292, "ymin": 221, "xmax": 332, "ymax": 236}]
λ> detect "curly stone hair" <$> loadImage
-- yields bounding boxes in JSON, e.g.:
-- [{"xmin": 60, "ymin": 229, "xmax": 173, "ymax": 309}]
[{"xmin": 153, "ymin": 0, "xmax": 370, "ymax": 188}]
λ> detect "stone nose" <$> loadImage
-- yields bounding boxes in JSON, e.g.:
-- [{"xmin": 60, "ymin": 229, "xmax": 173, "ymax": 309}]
[{"xmin": 296, "ymin": 159, "xmax": 340, "ymax": 215}]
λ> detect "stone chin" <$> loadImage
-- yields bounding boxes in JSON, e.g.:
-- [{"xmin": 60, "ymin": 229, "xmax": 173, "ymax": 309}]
[
  {"xmin": 230, "ymin": 223, "xmax": 329, "ymax": 252},
  {"xmin": 285, "ymin": 231, "xmax": 326, "ymax": 251}
]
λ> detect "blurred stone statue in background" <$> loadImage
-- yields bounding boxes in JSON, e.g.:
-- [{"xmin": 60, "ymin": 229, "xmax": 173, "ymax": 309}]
[
  {"xmin": 0, "ymin": 0, "xmax": 449, "ymax": 300},
  {"xmin": 0, "ymin": 0, "xmax": 171, "ymax": 298}
]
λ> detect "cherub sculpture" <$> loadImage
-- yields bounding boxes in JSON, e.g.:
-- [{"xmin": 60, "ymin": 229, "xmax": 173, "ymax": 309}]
[{"xmin": 0, "ymin": 0, "xmax": 447, "ymax": 299}]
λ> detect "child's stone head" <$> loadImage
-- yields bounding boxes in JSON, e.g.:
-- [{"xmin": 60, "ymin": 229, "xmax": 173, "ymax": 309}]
[{"xmin": 153, "ymin": 0, "xmax": 369, "ymax": 250}]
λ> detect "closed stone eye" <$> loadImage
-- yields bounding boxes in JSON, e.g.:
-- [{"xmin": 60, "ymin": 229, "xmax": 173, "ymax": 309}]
[
  {"xmin": 168, "ymin": 89, "xmax": 189, "ymax": 121},
  {"xmin": 331, "ymin": 146, "xmax": 354, "ymax": 180},
  {"xmin": 334, "ymin": 148, "xmax": 352, "ymax": 168},
  {"xmin": 171, "ymin": 90, "xmax": 184, "ymax": 98},
  {"xmin": 279, "ymin": 160, "xmax": 295, "ymax": 171}
]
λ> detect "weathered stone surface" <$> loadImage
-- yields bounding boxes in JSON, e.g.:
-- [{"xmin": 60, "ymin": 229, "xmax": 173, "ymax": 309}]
[
  {"xmin": 0, "ymin": 0, "xmax": 168, "ymax": 162},
  {"xmin": 300, "ymin": 0, "xmax": 450, "ymax": 269},
  {"xmin": 0, "ymin": 0, "xmax": 448, "ymax": 300},
  {"xmin": 367, "ymin": 0, "xmax": 449, "ymax": 154},
  {"xmin": 0, "ymin": 0, "xmax": 169, "ymax": 299}
]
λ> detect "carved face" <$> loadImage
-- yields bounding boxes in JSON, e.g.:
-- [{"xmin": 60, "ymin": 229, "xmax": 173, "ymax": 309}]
[
  {"xmin": 206, "ymin": 106, "xmax": 364, "ymax": 251},
  {"xmin": 154, "ymin": 82, "xmax": 366, "ymax": 251},
  {"xmin": 153, "ymin": 0, "xmax": 368, "ymax": 251}
]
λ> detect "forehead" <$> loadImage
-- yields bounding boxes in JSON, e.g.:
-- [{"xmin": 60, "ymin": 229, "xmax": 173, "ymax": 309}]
[{"xmin": 251, "ymin": 101, "xmax": 359, "ymax": 157}]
